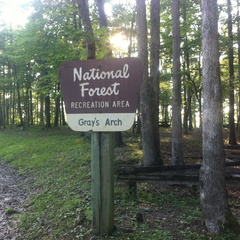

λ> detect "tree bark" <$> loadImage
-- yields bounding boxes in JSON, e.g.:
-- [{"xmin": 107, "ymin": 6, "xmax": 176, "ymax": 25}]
[
  {"xmin": 237, "ymin": 0, "xmax": 240, "ymax": 131},
  {"xmin": 54, "ymin": 95, "xmax": 60, "ymax": 127},
  {"xmin": 76, "ymin": 0, "xmax": 96, "ymax": 59},
  {"xmin": 45, "ymin": 95, "xmax": 51, "ymax": 129},
  {"xmin": 136, "ymin": 0, "xmax": 163, "ymax": 166},
  {"xmin": 200, "ymin": 0, "xmax": 239, "ymax": 234},
  {"xmin": 40, "ymin": 94, "xmax": 44, "ymax": 130},
  {"xmin": 95, "ymin": 0, "xmax": 108, "ymax": 28},
  {"xmin": 61, "ymin": 98, "xmax": 67, "ymax": 126},
  {"xmin": 227, "ymin": 0, "xmax": 237, "ymax": 145},
  {"xmin": 16, "ymin": 82, "xmax": 23, "ymax": 126},
  {"xmin": 150, "ymin": 0, "xmax": 162, "ymax": 164},
  {"xmin": 183, "ymin": 84, "xmax": 188, "ymax": 134},
  {"xmin": 76, "ymin": 0, "xmax": 96, "ymax": 139},
  {"xmin": 171, "ymin": 0, "xmax": 184, "ymax": 165},
  {"xmin": 54, "ymin": 83, "xmax": 60, "ymax": 127}
]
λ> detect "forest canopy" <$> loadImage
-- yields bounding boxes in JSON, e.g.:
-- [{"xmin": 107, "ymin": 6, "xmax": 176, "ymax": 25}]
[{"xmin": 0, "ymin": 0, "xmax": 238, "ymax": 132}]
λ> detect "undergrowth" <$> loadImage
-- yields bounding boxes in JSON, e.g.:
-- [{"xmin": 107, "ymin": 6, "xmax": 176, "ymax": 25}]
[{"xmin": 0, "ymin": 126, "xmax": 239, "ymax": 240}]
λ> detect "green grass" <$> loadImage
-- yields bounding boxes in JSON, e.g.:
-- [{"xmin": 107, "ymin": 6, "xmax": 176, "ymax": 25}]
[
  {"xmin": 0, "ymin": 127, "xmax": 92, "ymax": 240},
  {"xmin": 0, "ymin": 127, "xmax": 238, "ymax": 240}
]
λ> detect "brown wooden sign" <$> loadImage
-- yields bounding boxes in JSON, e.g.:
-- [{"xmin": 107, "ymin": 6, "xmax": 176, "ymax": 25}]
[{"xmin": 59, "ymin": 58, "xmax": 142, "ymax": 131}]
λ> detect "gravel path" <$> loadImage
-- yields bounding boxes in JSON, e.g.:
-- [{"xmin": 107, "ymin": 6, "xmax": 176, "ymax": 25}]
[{"xmin": 0, "ymin": 162, "xmax": 28, "ymax": 240}]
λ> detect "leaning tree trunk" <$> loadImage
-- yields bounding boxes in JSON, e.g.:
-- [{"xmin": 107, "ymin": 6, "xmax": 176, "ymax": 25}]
[
  {"xmin": 60, "ymin": 98, "xmax": 67, "ymax": 126},
  {"xmin": 76, "ymin": 0, "xmax": 96, "ymax": 137},
  {"xmin": 200, "ymin": 0, "xmax": 240, "ymax": 234},
  {"xmin": 76, "ymin": 0, "xmax": 96, "ymax": 60}
]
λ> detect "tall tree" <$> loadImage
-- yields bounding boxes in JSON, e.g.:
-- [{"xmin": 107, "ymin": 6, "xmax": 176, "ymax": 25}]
[
  {"xmin": 76, "ymin": 0, "xmax": 96, "ymax": 60},
  {"xmin": 237, "ymin": 0, "xmax": 240, "ymax": 130},
  {"xmin": 150, "ymin": 0, "xmax": 161, "ymax": 163},
  {"xmin": 227, "ymin": 0, "xmax": 237, "ymax": 145},
  {"xmin": 200, "ymin": 0, "xmax": 239, "ymax": 234},
  {"xmin": 171, "ymin": 0, "xmax": 184, "ymax": 165},
  {"xmin": 95, "ymin": 0, "xmax": 123, "ymax": 146},
  {"xmin": 96, "ymin": 0, "xmax": 108, "ymax": 28},
  {"xmin": 136, "ymin": 0, "xmax": 163, "ymax": 166},
  {"xmin": 181, "ymin": 0, "xmax": 202, "ymax": 131}
]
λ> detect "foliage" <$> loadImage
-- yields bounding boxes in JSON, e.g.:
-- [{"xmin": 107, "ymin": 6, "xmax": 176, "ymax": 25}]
[{"xmin": 0, "ymin": 0, "xmax": 239, "ymax": 129}]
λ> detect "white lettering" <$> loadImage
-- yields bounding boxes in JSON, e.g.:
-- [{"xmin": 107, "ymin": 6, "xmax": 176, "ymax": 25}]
[
  {"xmin": 73, "ymin": 67, "xmax": 82, "ymax": 82},
  {"xmin": 79, "ymin": 82, "xmax": 90, "ymax": 97},
  {"xmin": 73, "ymin": 64, "xmax": 130, "ymax": 82},
  {"xmin": 70, "ymin": 101, "xmax": 110, "ymax": 108},
  {"xmin": 79, "ymin": 82, "xmax": 120, "ymax": 97},
  {"xmin": 123, "ymin": 64, "xmax": 130, "ymax": 78},
  {"xmin": 112, "ymin": 100, "xmax": 130, "ymax": 108}
]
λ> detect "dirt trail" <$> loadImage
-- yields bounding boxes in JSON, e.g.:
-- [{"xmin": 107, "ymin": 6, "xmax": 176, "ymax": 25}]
[{"xmin": 0, "ymin": 161, "xmax": 28, "ymax": 240}]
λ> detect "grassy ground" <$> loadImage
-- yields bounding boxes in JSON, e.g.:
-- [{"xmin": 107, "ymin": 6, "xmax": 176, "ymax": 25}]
[{"xmin": 0, "ymin": 126, "xmax": 239, "ymax": 240}]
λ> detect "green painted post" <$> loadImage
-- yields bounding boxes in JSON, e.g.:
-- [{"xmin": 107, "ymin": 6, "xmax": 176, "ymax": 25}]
[{"xmin": 91, "ymin": 132, "xmax": 114, "ymax": 236}]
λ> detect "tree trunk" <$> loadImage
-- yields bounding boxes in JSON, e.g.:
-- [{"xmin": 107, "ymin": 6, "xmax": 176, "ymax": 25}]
[
  {"xmin": 198, "ymin": 53, "xmax": 203, "ymax": 128},
  {"xmin": 227, "ymin": 0, "xmax": 237, "ymax": 145},
  {"xmin": 183, "ymin": 85, "xmax": 188, "ymax": 134},
  {"xmin": 171, "ymin": 0, "xmax": 184, "ymax": 165},
  {"xmin": 136, "ymin": 0, "xmax": 163, "ymax": 166},
  {"xmin": 54, "ymin": 95, "xmax": 60, "ymax": 127},
  {"xmin": 200, "ymin": 0, "xmax": 240, "ymax": 234},
  {"xmin": 30, "ymin": 90, "xmax": 34, "ymax": 125},
  {"xmin": 76, "ymin": 0, "xmax": 96, "ymax": 60},
  {"xmin": 96, "ymin": 0, "xmax": 123, "ymax": 146},
  {"xmin": 0, "ymin": 96, "xmax": 3, "ymax": 128},
  {"xmin": 61, "ymin": 98, "xmax": 67, "ymax": 126},
  {"xmin": 16, "ymin": 82, "xmax": 23, "ymax": 126},
  {"xmin": 187, "ymin": 89, "xmax": 193, "ymax": 130},
  {"xmin": 150, "ymin": 0, "xmax": 161, "ymax": 163},
  {"xmin": 237, "ymin": 0, "xmax": 240, "ymax": 132},
  {"xmin": 25, "ymin": 87, "xmax": 30, "ymax": 129},
  {"xmin": 77, "ymin": 0, "xmax": 96, "ymax": 138},
  {"xmin": 45, "ymin": 95, "xmax": 51, "ymax": 129},
  {"xmin": 136, "ymin": 0, "xmax": 150, "ymax": 165},
  {"xmin": 96, "ymin": 0, "xmax": 108, "ymax": 28},
  {"xmin": 54, "ymin": 83, "xmax": 60, "ymax": 127},
  {"xmin": 40, "ymin": 94, "xmax": 44, "ymax": 130}
]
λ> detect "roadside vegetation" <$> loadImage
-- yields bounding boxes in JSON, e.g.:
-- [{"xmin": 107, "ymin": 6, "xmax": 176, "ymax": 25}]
[{"xmin": 0, "ymin": 127, "xmax": 239, "ymax": 240}]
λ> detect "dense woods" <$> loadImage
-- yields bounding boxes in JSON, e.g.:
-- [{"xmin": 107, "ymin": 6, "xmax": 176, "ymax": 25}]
[
  {"xmin": 0, "ymin": 0, "xmax": 236, "ymax": 136},
  {"xmin": 0, "ymin": 0, "xmax": 238, "ymax": 133},
  {"xmin": 1, "ymin": 0, "xmax": 240, "ymax": 237}
]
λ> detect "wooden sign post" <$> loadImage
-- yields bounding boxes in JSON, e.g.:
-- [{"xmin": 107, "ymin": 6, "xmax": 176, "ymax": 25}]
[
  {"xmin": 59, "ymin": 58, "xmax": 142, "ymax": 236},
  {"xmin": 91, "ymin": 132, "xmax": 114, "ymax": 235}
]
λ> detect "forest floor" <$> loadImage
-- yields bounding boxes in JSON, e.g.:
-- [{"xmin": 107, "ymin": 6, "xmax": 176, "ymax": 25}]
[
  {"xmin": 0, "ymin": 128, "xmax": 239, "ymax": 239},
  {"xmin": 113, "ymin": 128, "xmax": 240, "ymax": 239},
  {"xmin": 0, "ymin": 162, "xmax": 28, "ymax": 240}
]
